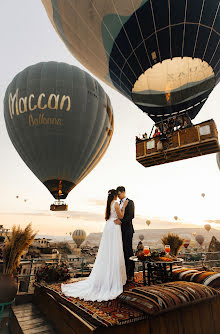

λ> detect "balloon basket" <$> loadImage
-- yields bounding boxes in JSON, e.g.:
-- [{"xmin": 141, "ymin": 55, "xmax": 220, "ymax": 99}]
[
  {"xmin": 50, "ymin": 201, "xmax": 68, "ymax": 211},
  {"xmin": 136, "ymin": 119, "xmax": 220, "ymax": 168}
]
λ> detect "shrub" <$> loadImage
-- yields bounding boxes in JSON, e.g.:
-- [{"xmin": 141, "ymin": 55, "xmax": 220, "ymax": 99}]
[{"xmin": 35, "ymin": 262, "xmax": 70, "ymax": 283}]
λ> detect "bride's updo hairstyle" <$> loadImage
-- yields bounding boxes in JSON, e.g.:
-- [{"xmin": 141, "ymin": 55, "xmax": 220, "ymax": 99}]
[{"xmin": 105, "ymin": 189, "xmax": 117, "ymax": 221}]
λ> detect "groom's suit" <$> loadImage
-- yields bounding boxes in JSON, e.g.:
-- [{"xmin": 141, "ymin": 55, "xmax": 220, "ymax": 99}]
[{"xmin": 120, "ymin": 198, "xmax": 135, "ymax": 279}]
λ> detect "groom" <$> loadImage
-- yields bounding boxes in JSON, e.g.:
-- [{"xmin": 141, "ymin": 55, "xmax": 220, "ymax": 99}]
[{"xmin": 114, "ymin": 186, "xmax": 135, "ymax": 282}]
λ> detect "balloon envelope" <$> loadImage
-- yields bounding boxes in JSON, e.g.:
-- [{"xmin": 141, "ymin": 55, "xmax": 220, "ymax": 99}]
[
  {"xmin": 4, "ymin": 62, "xmax": 113, "ymax": 200},
  {"xmin": 204, "ymin": 224, "xmax": 211, "ymax": 232},
  {"xmin": 42, "ymin": 0, "xmax": 220, "ymax": 122},
  {"xmin": 139, "ymin": 234, "xmax": 144, "ymax": 241},
  {"xmin": 72, "ymin": 229, "xmax": 86, "ymax": 248},
  {"xmin": 174, "ymin": 216, "xmax": 178, "ymax": 221},
  {"xmin": 195, "ymin": 234, "xmax": 204, "ymax": 246},
  {"xmin": 146, "ymin": 220, "xmax": 151, "ymax": 226},
  {"xmin": 217, "ymin": 153, "xmax": 220, "ymax": 170},
  {"xmin": 201, "ymin": 193, "xmax": 205, "ymax": 198}
]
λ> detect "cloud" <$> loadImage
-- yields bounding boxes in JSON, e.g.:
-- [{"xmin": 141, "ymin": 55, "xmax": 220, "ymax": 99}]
[{"xmin": 205, "ymin": 219, "xmax": 220, "ymax": 225}]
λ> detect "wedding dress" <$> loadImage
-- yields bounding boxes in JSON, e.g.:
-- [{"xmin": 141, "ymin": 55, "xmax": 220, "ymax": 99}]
[{"xmin": 61, "ymin": 201, "xmax": 127, "ymax": 301}]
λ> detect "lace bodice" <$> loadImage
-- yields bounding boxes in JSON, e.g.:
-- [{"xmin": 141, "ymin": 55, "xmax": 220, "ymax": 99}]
[{"xmin": 109, "ymin": 201, "xmax": 118, "ymax": 220}]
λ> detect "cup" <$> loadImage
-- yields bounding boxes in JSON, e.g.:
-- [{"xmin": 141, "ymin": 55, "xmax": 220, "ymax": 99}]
[
  {"xmin": 165, "ymin": 245, "xmax": 170, "ymax": 255},
  {"xmin": 144, "ymin": 246, "xmax": 150, "ymax": 256}
]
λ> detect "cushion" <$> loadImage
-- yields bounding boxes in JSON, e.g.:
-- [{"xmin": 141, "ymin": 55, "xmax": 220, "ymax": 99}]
[
  {"xmin": 118, "ymin": 281, "xmax": 219, "ymax": 315},
  {"xmin": 172, "ymin": 267, "xmax": 220, "ymax": 288}
]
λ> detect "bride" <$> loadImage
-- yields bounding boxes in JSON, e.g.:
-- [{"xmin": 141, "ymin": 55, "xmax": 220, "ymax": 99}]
[{"xmin": 61, "ymin": 189, "xmax": 128, "ymax": 302}]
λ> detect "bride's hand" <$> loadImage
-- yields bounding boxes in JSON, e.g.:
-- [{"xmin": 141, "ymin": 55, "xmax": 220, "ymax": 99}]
[{"xmin": 123, "ymin": 199, "xmax": 128, "ymax": 208}]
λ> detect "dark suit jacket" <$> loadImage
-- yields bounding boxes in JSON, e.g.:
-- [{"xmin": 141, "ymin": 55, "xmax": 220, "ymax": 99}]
[{"xmin": 121, "ymin": 198, "xmax": 135, "ymax": 234}]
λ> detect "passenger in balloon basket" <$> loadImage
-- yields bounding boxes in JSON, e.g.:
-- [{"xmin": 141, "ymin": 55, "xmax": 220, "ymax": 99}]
[{"xmin": 114, "ymin": 186, "xmax": 135, "ymax": 283}]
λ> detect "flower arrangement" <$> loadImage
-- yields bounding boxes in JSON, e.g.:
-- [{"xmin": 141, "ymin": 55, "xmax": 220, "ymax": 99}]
[
  {"xmin": 161, "ymin": 233, "xmax": 184, "ymax": 256},
  {"xmin": 35, "ymin": 262, "xmax": 70, "ymax": 283}
]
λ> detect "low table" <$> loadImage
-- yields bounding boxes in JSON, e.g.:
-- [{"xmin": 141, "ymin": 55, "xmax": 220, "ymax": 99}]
[{"xmin": 130, "ymin": 256, "xmax": 183, "ymax": 286}]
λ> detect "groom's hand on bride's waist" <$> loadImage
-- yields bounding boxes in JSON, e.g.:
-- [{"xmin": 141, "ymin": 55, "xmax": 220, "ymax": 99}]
[{"xmin": 114, "ymin": 219, "xmax": 121, "ymax": 225}]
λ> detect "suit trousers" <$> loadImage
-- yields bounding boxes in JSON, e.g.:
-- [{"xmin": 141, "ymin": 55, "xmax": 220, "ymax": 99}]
[{"xmin": 122, "ymin": 230, "xmax": 135, "ymax": 279}]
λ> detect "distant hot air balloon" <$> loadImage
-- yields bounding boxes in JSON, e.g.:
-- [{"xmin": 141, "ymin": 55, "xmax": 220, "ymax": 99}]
[
  {"xmin": 201, "ymin": 193, "xmax": 205, "ymax": 198},
  {"xmin": 195, "ymin": 234, "xmax": 204, "ymax": 246},
  {"xmin": 192, "ymin": 232, "xmax": 197, "ymax": 238},
  {"xmin": 174, "ymin": 216, "xmax": 178, "ymax": 221},
  {"xmin": 16, "ymin": 195, "xmax": 19, "ymax": 199},
  {"xmin": 72, "ymin": 230, "xmax": 86, "ymax": 248},
  {"xmin": 204, "ymin": 224, "xmax": 211, "ymax": 232},
  {"xmin": 139, "ymin": 234, "xmax": 144, "ymax": 241},
  {"xmin": 24, "ymin": 199, "xmax": 27, "ymax": 203},
  {"xmin": 42, "ymin": 1, "xmax": 220, "ymax": 123},
  {"xmin": 146, "ymin": 220, "xmax": 151, "ymax": 227},
  {"xmin": 4, "ymin": 62, "xmax": 113, "ymax": 210},
  {"xmin": 183, "ymin": 240, "xmax": 190, "ymax": 249}
]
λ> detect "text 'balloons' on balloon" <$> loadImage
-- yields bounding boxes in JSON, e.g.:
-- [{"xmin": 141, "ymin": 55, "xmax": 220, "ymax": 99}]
[
  {"xmin": 72, "ymin": 230, "xmax": 86, "ymax": 248},
  {"xmin": 195, "ymin": 234, "xmax": 204, "ymax": 246},
  {"xmin": 204, "ymin": 224, "xmax": 211, "ymax": 232},
  {"xmin": 146, "ymin": 220, "xmax": 151, "ymax": 227},
  {"xmin": 4, "ymin": 62, "xmax": 114, "ymax": 206},
  {"xmin": 42, "ymin": 0, "xmax": 220, "ymax": 122}
]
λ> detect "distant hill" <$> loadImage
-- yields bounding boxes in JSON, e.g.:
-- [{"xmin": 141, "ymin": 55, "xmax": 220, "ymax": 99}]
[{"xmin": 85, "ymin": 228, "xmax": 220, "ymax": 247}]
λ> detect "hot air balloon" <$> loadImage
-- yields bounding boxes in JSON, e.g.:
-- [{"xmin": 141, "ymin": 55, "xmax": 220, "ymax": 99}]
[
  {"xmin": 42, "ymin": 1, "xmax": 219, "ymax": 123},
  {"xmin": 204, "ymin": 224, "xmax": 211, "ymax": 232},
  {"xmin": 195, "ymin": 234, "xmax": 204, "ymax": 246},
  {"xmin": 72, "ymin": 230, "xmax": 86, "ymax": 248},
  {"xmin": 183, "ymin": 240, "xmax": 190, "ymax": 249},
  {"xmin": 201, "ymin": 193, "xmax": 205, "ymax": 198},
  {"xmin": 16, "ymin": 195, "xmax": 19, "ymax": 199},
  {"xmin": 4, "ymin": 62, "xmax": 113, "ymax": 211},
  {"xmin": 192, "ymin": 232, "xmax": 197, "ymax": 238},
  {"xmin": 139, "ymin": 234, "xmax": 144, "ymax": 241},
  {"xmin": 146, "ymin": 220, "xmax": 151, "ymax": 227},
  {"xmin": 174, "ymin": 216, "xmax": 178, "ymax": 221}
]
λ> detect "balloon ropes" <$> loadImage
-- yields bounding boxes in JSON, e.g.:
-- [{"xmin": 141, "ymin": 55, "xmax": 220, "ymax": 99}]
[
  {"xmin": 4, "ymin": 62, "xmax": 113, "ymax": 211},
  {"xmin": 42, "ymin": 1, "xmax": 220, "ymax": 167},
  {"xmin": 72, "ymin": 230, "xmax": 86, "ymax": 248}
]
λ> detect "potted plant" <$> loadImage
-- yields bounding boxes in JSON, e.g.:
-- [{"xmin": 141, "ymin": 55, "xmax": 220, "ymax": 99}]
[
  {"xmin": 0, "ymin": 223, "xmax": 37, "ymax": 303},
  {"xmin": 161, "ymin": 233, "xmax": 184, "ymax": 257}
]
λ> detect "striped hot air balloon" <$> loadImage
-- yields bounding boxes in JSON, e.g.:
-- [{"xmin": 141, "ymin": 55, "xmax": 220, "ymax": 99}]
[{"xmin": 72, "ymin": 230, "xmax": 86, "ymax": 248}]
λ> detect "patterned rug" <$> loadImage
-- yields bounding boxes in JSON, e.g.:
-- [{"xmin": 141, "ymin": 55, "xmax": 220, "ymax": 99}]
[{"xmin": 36, "ymin": 273, "xmax": 146, "ymax": 328}]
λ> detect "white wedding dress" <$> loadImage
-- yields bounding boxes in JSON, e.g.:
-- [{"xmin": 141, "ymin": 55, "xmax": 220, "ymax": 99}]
[{"xmin": 61, "ymin": 201, "xmax": 127, "ymax": 301}]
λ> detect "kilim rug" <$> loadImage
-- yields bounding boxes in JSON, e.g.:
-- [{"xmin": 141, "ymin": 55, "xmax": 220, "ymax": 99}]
[{"xmin": 36, "ymin": 272, "xmax": 146, "ymax": 328}]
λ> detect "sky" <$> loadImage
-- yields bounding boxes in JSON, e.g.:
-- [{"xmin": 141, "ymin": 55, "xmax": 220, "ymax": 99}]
[{"xmin": 0, "ymin": 1, "xmax": 220, "ymax": 237}]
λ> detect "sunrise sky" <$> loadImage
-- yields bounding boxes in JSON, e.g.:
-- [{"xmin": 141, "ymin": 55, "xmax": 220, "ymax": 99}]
[{"xmin": 0, "ymin": 1, "xmax": 220, "ymax": 237}]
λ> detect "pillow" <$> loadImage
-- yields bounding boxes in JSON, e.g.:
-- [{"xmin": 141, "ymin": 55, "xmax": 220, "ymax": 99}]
[
  {"xmin": 172, "ymin": 267, "xmax": 220, "ymax": 288},
  {"xmin": 119, "ymin": 281, "xmax": 219, "ymax": 315}
]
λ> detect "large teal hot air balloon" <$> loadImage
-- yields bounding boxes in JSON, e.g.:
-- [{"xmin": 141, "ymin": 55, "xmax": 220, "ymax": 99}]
[
  {"xmin": 42, "ymin": 0, "xmax": 219, "ymax": 122},
  {"xmin": 4, "ymin": 62, "xmax": 113, "ymax": 205}
]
